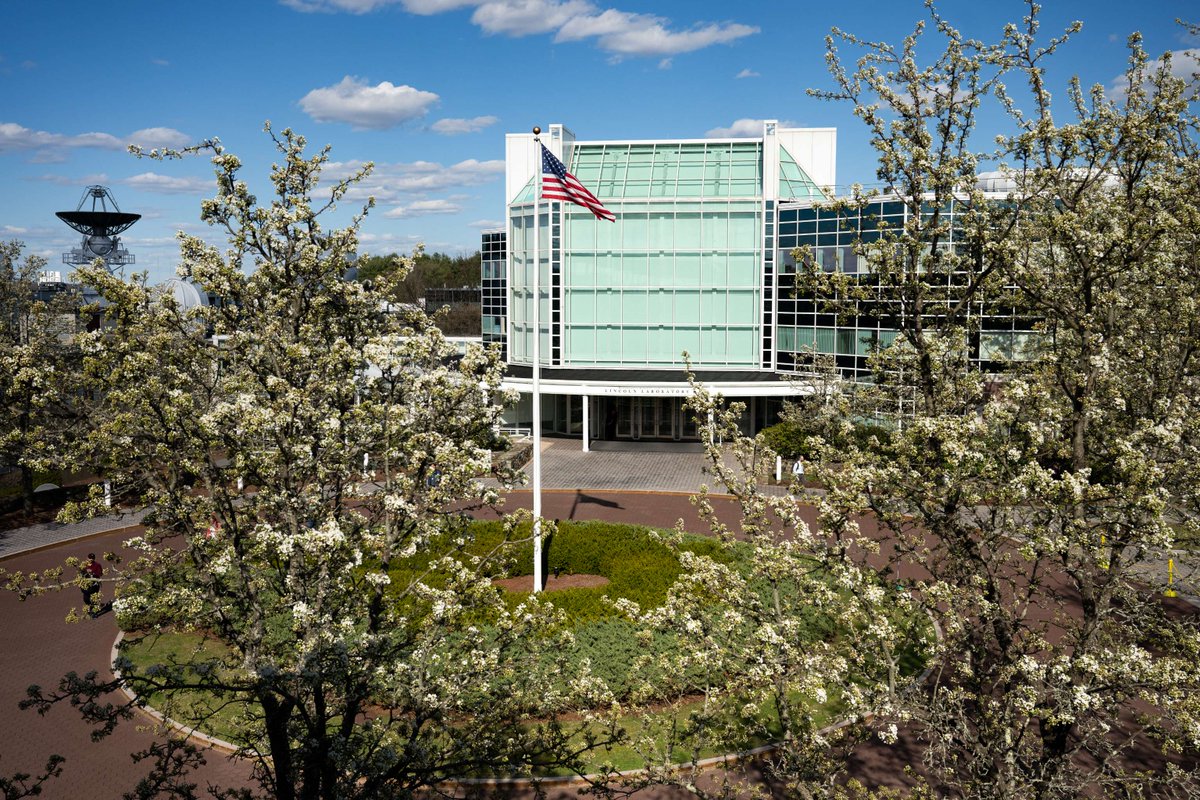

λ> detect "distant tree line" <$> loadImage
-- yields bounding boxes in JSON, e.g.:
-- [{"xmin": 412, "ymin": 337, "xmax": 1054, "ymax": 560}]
[
  {"xmin": 354, "ymin": 249, "xmax": 481, "ymax": 303},
  {"xmin": 356, "ymin": 250, "xmax": 482, "ymax": 336}
]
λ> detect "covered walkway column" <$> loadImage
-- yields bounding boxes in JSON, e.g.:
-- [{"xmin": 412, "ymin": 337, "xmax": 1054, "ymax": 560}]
[{"xmin": 582, "ymin": 394, "xmax": 590, "ymax": 452}]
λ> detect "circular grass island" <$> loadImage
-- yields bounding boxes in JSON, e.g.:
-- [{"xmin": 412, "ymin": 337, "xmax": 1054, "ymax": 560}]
[{"xmin": 118, "ymin": 519, "xmax": 931, "ymax": 778}]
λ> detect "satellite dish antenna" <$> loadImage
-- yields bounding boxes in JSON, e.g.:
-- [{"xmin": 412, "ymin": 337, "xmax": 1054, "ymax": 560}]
[
  {"xmin": 56, "ymin": 185, "xmax": 141, "ymax": 274},
  {"xmin": 86, "ymin": 234, "xmax": 115, "ymax": 256}
]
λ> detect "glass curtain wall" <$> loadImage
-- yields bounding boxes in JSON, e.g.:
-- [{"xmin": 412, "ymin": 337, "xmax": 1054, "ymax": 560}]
[
  {"xmin": 558, "ymin": 141, "xmax": 765, "ymax": 369},
  {"xmin": 774, "ymin": 197, "xmax": 1037, "ymax": 378},
  {"xmin": 480, "ymin": 230, "xmax": 507, "ymax": 360},
  {"xmin": 508, "ymin": 202, "xmax": 556, "ymax": 366}
]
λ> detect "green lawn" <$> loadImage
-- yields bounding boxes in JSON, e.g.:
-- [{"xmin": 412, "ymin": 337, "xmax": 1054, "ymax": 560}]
[{"xmin": 116, "ymin": 519, "xmax": 930, "ymax": 777}]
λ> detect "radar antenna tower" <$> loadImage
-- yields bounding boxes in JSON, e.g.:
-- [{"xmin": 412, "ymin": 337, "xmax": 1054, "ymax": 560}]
[{"xmin": 56, "ymin": 185, "xmax": 141, "ymax": 274}]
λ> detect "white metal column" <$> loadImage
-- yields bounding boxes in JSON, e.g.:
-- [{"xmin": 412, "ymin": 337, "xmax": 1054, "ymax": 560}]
[{"xmin": 582, "ymin": 394, "xmax": 590, "ymax": 452}]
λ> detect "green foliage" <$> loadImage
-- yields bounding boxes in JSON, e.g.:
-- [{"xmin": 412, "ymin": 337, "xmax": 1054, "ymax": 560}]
[
  {"xmin": 12, "ymin": 126, "xmax": 593, "ymax": 800},
  {"xmin": 773, "ymin": 9, "xmax": 1200, "ymax": 799},
  {"xmin": 760, "ymin": 415, "xmax": 890, "ymax": 462},
  {"xmin": 571, "ymin": 618, "xmax": 678, "ymax": 700},
  {"xmin": 489, "ymin": 519, "xmax": 729, "ymax": 621},
  {"xmin": 355, "ymin": 250, "xmax": 481, "ymax": 302},
  {"xmin": 758, "ymin": 421, "xmax": 811, "ymax": 460}
]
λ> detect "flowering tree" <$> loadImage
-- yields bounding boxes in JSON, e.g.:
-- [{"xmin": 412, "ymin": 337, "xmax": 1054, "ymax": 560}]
[
  {"xmin": 584, "ymin": 379, "xmax": 930, "ymax": 800},
  {"xmin": 662, "ymin": 7, "xmax": 1200, "ymax": 799},
  {"xmin": 0, "ymin": 241, "xmax": 78, "ymax": 517},
  {"xmin": 6, "ymin": 126, "xmax": 613, "ymax": 799}
]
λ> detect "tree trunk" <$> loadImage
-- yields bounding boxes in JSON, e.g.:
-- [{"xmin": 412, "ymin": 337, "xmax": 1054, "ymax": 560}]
[{"xmin": 20, "ymin": 463, "xmax": 34, "ymax": 517}]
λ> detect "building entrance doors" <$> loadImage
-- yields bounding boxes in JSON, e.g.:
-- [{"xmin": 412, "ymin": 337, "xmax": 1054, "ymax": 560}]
[{"xmin": 613, "ymin": 397, "xmax": 686, "ymax": 441}]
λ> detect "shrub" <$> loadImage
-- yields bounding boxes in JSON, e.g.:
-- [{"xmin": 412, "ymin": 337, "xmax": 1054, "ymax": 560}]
[{"xmin": 758, "ymin": 421, "xmax": 812, "ymax": 460}]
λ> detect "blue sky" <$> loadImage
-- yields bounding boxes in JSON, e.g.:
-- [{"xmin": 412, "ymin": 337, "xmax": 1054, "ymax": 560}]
[{"xmin": 2, "ymin": 0, "xmax": 1195, "ymax": 283}]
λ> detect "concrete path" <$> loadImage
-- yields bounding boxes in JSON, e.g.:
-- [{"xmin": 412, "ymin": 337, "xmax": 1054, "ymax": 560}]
[{"xmin": 0, "ymin": 507, "xmax": 150, "ymax": 561}]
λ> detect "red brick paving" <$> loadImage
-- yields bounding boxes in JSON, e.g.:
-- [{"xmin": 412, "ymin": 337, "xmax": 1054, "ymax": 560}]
[{"xmin": 0, "ymin": 528, "xmax": 254, "ymax": 797}]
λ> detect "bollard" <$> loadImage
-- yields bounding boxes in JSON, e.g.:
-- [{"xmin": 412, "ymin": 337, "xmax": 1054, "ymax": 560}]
[{"xmin": 1165, "ymin": 558, "xmax": 1178, "ymax": 598}]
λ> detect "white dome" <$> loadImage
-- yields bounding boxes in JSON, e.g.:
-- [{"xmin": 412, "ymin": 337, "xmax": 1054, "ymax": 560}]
[
  {"xmin": 157, "ymin": 278, "xmax": 210, "ymax": 311},
  {"xmin": 975, "ymin": 171, "xmax": 1017, "ymax": 193}
]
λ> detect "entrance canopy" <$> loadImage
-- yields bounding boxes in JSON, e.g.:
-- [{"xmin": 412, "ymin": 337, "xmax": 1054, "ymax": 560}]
[{"xmin": 500, "ymin": 365, "xmax": 812, "ymax": 399}]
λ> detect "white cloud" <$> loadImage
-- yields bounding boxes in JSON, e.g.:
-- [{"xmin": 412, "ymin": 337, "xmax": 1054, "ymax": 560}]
[
  {"xmin": 122, "ymin": 172, "xmax": 210, "ymax": 195},
  {"xmin": 468, "ymin": 218, "xmax": 504, "ymax": 228},
  {"xmin": 706, "ymin": 118, "xmax": 766, "ymax": 138},
  {"xmin": 556, "ymin": 9, "xmax": 756, "ymax": 57},
  {"xmin": 473, "ymin": 0, "xmax": 591, "ymax": 36},
  {"xmin": 282, "ymin": 0, "xmax": 757, "ymax": 60},
  {"xmin": 383, "ymin": 198, "xmax": 466, "ymax": 218},
  {"xmin": 328, "ymin": 157, "xmax": 504, "ymax": 201},
  {"xmin": 151, "ymin": 57, "xmax": 170, "ymax": 67},
  {"xmin": 299, "ymin": 76, "xmax": 439, "ymax": 129},
  {"xmin": 736, "ymin": 68, "xmax": 759, "ymax": 79},
  {"xmin": 281, "ymin": 0, "xmax": 404, "ymax": 12},
  {"xmin": 402, "ymin": 0, "xmax": 478, "ymax": 12},
  {"xmin": 127, "ymin": 127, "xmax": 192, "ymax": 150},
  {"xmin": 31, "ymin": 172, "xmax": 110, "ymax": 187},
  {"xmin": 1109, "ymin": 48, "xmax": 1200, "ymax": 99},
  {"xmin": 432, "ymin": 115, "xmax": 499, "ymax": 135},
  {"xmin": 282, "ymin": 0, "xmax": 475, "ymax": 10},
  {"xmin": 357, "ymin": 231, "xmax": 424, "ymax": 249},
  {"xmin": 127, "ymin": 235, "xmax": 190, "ymax": 247},
  {"xmin": 2, "ymin": 123, "xmax": 191, "ymax": 161},
  {"xmin": 0, "ymin": 122, "xmax": 122, "ymax": 153}
]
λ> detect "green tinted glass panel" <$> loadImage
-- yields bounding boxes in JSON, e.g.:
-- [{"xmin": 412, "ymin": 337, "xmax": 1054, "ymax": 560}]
[
  {"xmin": 623, "ymin": 253, "xmax": 648, "ymax": 286},
  {"xmin": 513, "ymin": 177, "xmax": 535, "ymax": 203},
  {"xmin": 568, "ymin": 142, "xmax": 763, "ymax": 199},
  {"xmin": 779, "ymin": 145, "xmax": 825, "ymax": 201},
  {"xmin": 815, "ymin": 327, "xmax": 836, "ymax": 354},
  {"xmin": 676, "ymin": 328, "xmax": 700, "ymax": 359}
]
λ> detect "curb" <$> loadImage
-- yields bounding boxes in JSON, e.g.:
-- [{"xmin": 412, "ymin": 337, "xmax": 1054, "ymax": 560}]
[
  {"xmin": 0, "ymin": 521, "xmax": 146, "ymax": 564},
  {"xmin": 107, "ymin": 615, "xmax": 943, "ymax": 790},
  {"xmin": 111, "ymin": 630, "xmax": 247, "ymax": 757}
]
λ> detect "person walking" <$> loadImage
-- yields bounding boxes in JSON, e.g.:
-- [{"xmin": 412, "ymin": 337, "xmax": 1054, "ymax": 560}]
[{"xmin": 80, "ymin": 553, "xmax": 103, "ymax": 618}]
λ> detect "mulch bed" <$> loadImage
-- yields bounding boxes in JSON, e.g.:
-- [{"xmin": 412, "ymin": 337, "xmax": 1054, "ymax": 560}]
[
  {"xmin": 0, "ymin": 486, "xmax": 91, "ymax": 531},
  {"xmin": 492, "ymin": 573, "xmax": 609, "ymax": 593}
]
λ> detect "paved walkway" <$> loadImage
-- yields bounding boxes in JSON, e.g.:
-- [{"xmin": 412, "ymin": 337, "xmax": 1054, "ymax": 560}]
[
  {"xmin": 0, "ymin": 528, "xmax": 254, "ymax": 797},
  {"xmin": 1, "ymin": 491, "xmax": 911, "ymax": 799},
  {"xmin": 0, "ymin": 507, "xmax": 150, "ymax": 561},
  {"xmin": 0, "ymin": 443, "xmax": 749, "ymax": 798},
  {"xmin": 0, "ymin": 439, "xmax": 730, "ymax": 561}
]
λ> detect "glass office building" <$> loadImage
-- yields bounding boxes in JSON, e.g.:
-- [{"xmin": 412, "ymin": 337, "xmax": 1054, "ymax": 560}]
[
  {"xmin": 773, "ymin": 196, "xmax": 1038, "ymax": 380},
  {"xmin": 488, "ymin": 124, "xmax": 1037, "ymax": 442},
  {"xmin": 481, "ymin": 229, "xmax": 507, "ymax": 361},
  {"xmin": 491, "ymin": 122, "xmax": 836, "ymax": 443}
]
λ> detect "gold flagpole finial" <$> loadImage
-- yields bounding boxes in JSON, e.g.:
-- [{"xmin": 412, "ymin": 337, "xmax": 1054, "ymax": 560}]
[{"xmin": 532, "ymin": 126, "xmax": 541, "ymax": 137}]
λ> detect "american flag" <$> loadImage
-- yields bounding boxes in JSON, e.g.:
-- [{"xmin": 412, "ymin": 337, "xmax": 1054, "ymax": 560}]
[{"xmin": 540, "ymin": 144, "xmax": 615, "ymax": 222}]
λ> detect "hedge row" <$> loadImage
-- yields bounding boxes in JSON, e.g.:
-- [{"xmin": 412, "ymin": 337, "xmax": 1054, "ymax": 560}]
[{"xmin": 464, "ymin": 519, "xmax": 728, "ymax": 622}]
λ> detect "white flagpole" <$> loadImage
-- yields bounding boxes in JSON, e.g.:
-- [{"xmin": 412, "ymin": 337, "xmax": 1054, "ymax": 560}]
[{"xmin": 531, "ymin": 127, "xmax": 543, "ymax": 594}]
